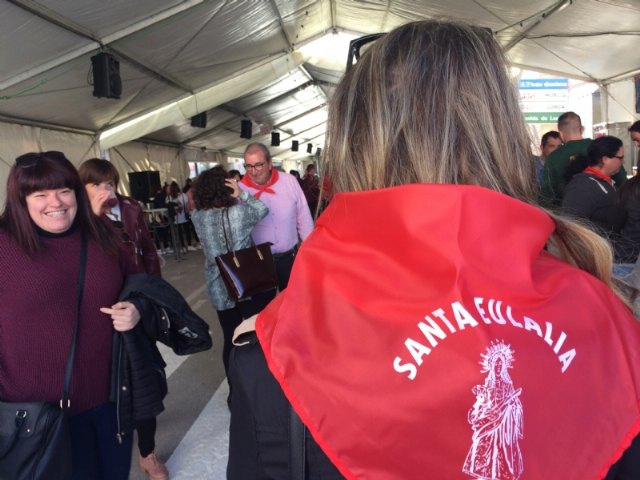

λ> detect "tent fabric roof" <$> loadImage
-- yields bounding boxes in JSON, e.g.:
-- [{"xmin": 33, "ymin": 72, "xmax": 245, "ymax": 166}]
[{"xmin": 1, "ymin": 0, "xmax": 639, "ymax": 159}]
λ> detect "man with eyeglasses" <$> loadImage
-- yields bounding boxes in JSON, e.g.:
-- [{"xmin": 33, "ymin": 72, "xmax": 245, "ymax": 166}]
[
  {"xmin": 239, "ymin": 143, "xmax": 314, "ymax": 291},
  {"xmin": 630, "ymin": 120, "xmax": 640, "ymax": 171}
]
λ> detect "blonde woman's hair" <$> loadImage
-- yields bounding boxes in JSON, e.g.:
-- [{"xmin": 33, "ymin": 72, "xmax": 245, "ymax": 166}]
[{"xmin": 323, "ymin": 19, "xmax": 628, "ymax": 305}]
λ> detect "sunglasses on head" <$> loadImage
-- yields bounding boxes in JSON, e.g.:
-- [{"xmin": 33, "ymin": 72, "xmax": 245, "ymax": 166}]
[
  {"xmin": 346, "ymin": 33, "xmax": 386, "ymax": 71},
  {"xmin": 345, "ymin": 26, "xmax": 494, "ymax": 71},
  {"xmin": 15, "ymin": 151, "xmax": 67, "ymax": 169}
]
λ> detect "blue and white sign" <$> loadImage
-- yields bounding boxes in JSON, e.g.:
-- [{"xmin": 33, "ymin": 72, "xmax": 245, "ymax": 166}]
[
  {"xmin": 519, "ymin": 79, "xmax": 569, "ymax": 90},
  {"xmin": 519, "ymin": 78, "xmax": 568, "ymax": 123}
]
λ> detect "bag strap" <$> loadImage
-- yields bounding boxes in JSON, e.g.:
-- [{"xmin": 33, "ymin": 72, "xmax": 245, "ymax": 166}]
[
  {"xmin": 61, "ymin": 233, "xmax": 88, "ymax": 412},
  {"xmin": 0, "ymin": 410, "xmax": 27, "ymax": 458},
  {"xmin": 221, "ymin": 208, "xmax": 232, "ymax": 252},
  {"xmin": 289, "ymin": 405, "xmax": 306, "ymax": 480}
]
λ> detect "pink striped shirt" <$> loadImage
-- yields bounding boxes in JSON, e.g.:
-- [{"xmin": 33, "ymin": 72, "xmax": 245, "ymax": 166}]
[{"xmin": 240, "ymin": 171, "xmax": 314, "ymax": 253}]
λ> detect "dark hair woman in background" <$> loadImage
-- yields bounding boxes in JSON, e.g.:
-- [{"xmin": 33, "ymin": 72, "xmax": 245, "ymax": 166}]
[
  {"xmin": 190, "ymin": 166, "xmax": 268, "ymax": 378},
  {"xmin": 78, "ymin": 158, "xmax": 168, "ymax": 479},
  {"xmin": 79, "ymin": 158, "xmax": 161, "ymax": 276},
  {"xmin": 0, "ymin": 152, "xmax": 141, "ymax": 479},
  {"xmin": 562, "ymin": 135, "xmax": 626, "ymax": 237}
]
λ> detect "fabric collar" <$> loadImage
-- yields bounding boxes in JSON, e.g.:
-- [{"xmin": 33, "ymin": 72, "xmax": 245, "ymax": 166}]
[
  {"xmin": 584, "ymin": 166, "xmax": 613, "ymax": 185},
  {"xmin": 106, "ymin": 202, "xmax": 121, "ymax": 221},
  {"xmin": 35, "ymin": 218, "xmax": 78, "ymax": 238},
  {"xmin": 240, "ymin": 168, "xmax": 279, "ymax": 198},
  {"xmin": 256, "ymin": 184, "xmax": 640, "ymax": 479}
]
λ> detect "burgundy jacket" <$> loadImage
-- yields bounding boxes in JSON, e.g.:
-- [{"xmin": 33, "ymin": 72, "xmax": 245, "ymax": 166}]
[{"xmin": 118, "ymin": 195, "xmax": 161, "ymax": 276}]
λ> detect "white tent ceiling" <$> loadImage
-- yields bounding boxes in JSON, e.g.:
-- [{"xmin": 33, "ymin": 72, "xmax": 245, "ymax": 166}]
[{"xmin": 1, "ymin": 0, "xmax": 639, "ymax": 161}]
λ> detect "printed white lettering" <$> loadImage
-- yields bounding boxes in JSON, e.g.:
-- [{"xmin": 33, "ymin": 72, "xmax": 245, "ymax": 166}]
[
  {"xmin": 432, "ymin": 308, "xmax": 456, "ymax": 333},
  {"xmin": 405, "ymin": 337, "xmax": 431, "ymax": 365},
  {"xmin": 474, "ymin": 297, "xmax": 492, "ymax": 324},
  {"xmin": 487, "ymin": 299, "xmax": 506, "ymax": 325},
  {"xmin": 544, "ymin": 322, "xmax": 554, "ymax": 347},
  {"xmin": 394, "ymin": 298, "xmax": 576, "ymax": 380},
  {"xmin": 418, "ymin": 317, "xmax": 447, "ymax": 347},
  {"xmin": 553, "ymin": 331, "xmax": 567, "ymax": 354},
  {"xmin": 523, "ymin": 316, "xmax": 542, "ymax": 337},
  {"xmin": 393, "ymin": 356, "xmax": 417, "ymax": 380},
  {"xmin": 559, "ymin": 349, "xmax": 576, "ymax": 372},
  {"xmin": 506, "ymin": 305, "xmax": 523, "ymax": 328},
  {"xmin": 451, "ymin": 301, "xmax": 479, "ymax": 329}
]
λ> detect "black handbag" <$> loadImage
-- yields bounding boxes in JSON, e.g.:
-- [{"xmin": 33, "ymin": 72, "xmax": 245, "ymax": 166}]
[
  {"xmin": 215, "ymin": 208, "xmax": 277, "ymax": 300},
  {"xmin": 0, "ymin": 235, "xmax": 87, "ymax": 480}
]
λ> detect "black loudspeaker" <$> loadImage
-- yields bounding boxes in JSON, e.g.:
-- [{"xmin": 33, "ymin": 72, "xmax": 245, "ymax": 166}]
[
  {"xmin": 128, "ymin": 171, "xmax": 161, "ymax": 204},
  {"xmin": 240, "ymin": 119, "xmax": 252, "ymax": 139},
  {"xmin": 271, "ymin": 132, "xmax": 280, "ymax": 146},
  {"xmin": 191, "ymin": 113, "xmax": 207, "ymax": 128},
  {"xmin": 306, "ymin": 143, "xmax": 313, "ymax": 154},
  {"xmin": 292, "ymin": 140, "xmax": 299, "ymax": 152},
  {"xmin": 91, "ymin": 52, "xmax": 122, "ymax": 99}
]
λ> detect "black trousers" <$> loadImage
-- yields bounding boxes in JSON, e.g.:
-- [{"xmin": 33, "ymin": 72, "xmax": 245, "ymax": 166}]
[
  {"xmin": 217, "ymin": 306, "xmax": 245, "ymax": 376},
  {"xmin": 273, "ymin": 248, "xmax": 296, "ymax": 291},
  {"xmin": 136, "ymin": 417, "xmax": 157, "ymax": 457}
]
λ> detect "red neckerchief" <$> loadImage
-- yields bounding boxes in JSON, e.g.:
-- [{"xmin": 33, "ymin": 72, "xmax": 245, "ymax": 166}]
[
  {"xmin": 584, "ymin": 166, "xmax": 613, "ymax": 185},
  {"xmin": 257, "ymin": 184, "xmax": 640, "ymax": 480},
  {"xmin": 240, "ymin": 168, "xmax": 279, "ymax": 198}
]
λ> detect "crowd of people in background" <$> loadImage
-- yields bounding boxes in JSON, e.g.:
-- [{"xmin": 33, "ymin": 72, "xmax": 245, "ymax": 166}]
[
  {"xmin": 3, "ymin": 18, "xmax": 640, "ymax": 480},
  {"xmin": 537, "ymin": 115, "xmax": 640, "ymax": 276}
]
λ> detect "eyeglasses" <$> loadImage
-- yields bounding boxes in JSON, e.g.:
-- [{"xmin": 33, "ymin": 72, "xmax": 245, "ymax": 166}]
[
  {"xmin": 346, "ymin": 33, "xmax": 386, "ymax": 71},
  {"xmin": 244, "ymin": 162, "xmax": 266, "ymax": 171},
  {"xmin": 612, "ymin": 155, "xmax": 624, "ymax": 160},
  {"xmin": 15, "ymin": 151, "xmax": 66, "ymax": 168}
]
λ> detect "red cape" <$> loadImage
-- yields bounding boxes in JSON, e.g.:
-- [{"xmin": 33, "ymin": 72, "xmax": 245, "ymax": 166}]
[{"xmin": 257, "ymin": 184, "xmax": 640, "ymax": 480}]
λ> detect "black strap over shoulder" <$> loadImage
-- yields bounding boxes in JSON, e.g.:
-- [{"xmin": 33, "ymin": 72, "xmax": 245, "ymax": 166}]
[
  {"xmin": 61, "ymin": 233, "xmax": 87, "ymax": 411},
  {"xmin": 221, "ymin": 208, "xmax": 232, "ymax": 252},
  {"xmin": 289, "ymin": 405, "xmax": 306, "ymax": 480}
]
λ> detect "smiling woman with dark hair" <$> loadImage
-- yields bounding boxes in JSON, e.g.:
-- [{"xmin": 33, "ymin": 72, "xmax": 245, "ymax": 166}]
[{"xmin": 0, "ymin": 151, "xmax": 141, "ymax": 479}]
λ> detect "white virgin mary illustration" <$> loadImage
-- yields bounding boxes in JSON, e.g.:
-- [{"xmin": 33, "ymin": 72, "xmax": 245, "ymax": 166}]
[{"xmin": 463, "ymin": 341, "xmax": 524, "ymax": 480}]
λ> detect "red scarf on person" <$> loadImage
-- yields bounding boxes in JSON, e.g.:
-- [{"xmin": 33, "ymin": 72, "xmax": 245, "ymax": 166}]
[
  {"xmin": 257, "ymin": 184, "xmax": 640, "ymax": 480},
  {"xmin": 240, "ymin": 168, "xmax": 279, "ymax": 198},
  {"xmin": 584, "ymin": 166, "xmax": 614, "ymax": 185}
]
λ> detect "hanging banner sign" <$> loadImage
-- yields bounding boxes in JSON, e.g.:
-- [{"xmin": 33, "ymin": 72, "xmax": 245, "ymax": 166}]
[
  {"xmin": 519, "ymin": 79, "xmax": 569, "ymax": 89},
  {"xmin": 523, "ymin": 112, "xmax": 562, "ymax": 124},
  {"xmin": 519, "ymin": 78, "xmax": 568, "ymax": 124}
]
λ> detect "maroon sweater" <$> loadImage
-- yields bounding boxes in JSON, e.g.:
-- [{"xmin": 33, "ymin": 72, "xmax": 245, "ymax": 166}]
[{"xmin": 0, "ymin": 228, "xmax": 125, "ymax": 415}]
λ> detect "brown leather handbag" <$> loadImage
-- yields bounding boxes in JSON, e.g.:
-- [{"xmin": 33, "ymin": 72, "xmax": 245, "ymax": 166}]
[{"xmin": 215, "ymin": 209, "xmax": 277, "ymax": 300}]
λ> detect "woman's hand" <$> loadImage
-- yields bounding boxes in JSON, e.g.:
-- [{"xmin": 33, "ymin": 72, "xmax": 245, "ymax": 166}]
[
  {"xmin": 226, "ymin": 178, "xmax": 241, "ymax": 198},
  {"xmin": 89, "ymin": 188, "xmax": 111, "ymax": 216},
  {"xmin": 100, "ymin": 301, "xmax": 141, "ymax": 332}
]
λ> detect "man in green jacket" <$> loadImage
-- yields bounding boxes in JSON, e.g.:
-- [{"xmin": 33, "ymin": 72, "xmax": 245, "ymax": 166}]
[{"xmin": 540, "ymin": 112, "xmax": 627, "ymax": 208}]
